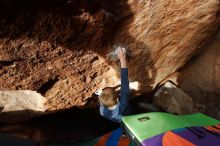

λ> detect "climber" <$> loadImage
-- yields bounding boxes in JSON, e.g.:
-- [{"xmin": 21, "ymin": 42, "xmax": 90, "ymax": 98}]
[{"xmin": 98, "ymin": 47, "xmax": 131, "ymax": 123}]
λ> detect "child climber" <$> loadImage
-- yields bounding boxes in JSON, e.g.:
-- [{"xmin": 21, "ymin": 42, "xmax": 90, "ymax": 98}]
[{"xmin": 99, "ymin": 47, "xmax": 131, "ymax": 123}]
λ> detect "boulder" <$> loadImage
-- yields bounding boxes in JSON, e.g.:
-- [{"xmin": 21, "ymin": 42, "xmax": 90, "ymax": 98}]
[
  {"xmin": 0, "ymin": 90, "xmax": 45, "ymax": 123},
  {"xmin": 0, "ymin": 0, "xmax": 219, "ymax": 114},
  {"xmin": 114, "ymin": 0, "xmax": 220, "ymax": 93},
  {"xmin": 153, "ymin": 82, "xmax": 196, "ymax": 114},
  {"xmin": 175, "ymin": 29, "xmax": 220, "ymax": 119}
]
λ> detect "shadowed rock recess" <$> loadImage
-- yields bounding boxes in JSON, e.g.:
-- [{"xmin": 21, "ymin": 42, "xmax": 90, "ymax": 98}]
[{"xmin": 0, "ymin": 0, "xmax": 220, "ymax": 122}]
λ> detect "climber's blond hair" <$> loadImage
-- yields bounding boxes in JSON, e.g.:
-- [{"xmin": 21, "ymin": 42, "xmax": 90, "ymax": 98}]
[{"xmin": 99, "ymin": 87, "xmax": 119, "ymax": 108}]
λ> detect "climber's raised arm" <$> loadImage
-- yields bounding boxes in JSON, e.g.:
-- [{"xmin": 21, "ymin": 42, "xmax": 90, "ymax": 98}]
[{"xmin": 117, "ymin": 47, "xmax": 129, "ymax": 113}]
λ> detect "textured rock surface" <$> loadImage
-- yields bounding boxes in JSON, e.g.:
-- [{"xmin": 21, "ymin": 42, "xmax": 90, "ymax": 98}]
[
  {"xmin": 0, "ymin": 0, "xmax": 219, "ymax": 115},
  {"xmin": 153, "ymin": 82, "xmax": 195, "ymax": 114},
  {"xmin": 114, "ymin": 0, "xmax": 220, "ymax": 93},
  {"xmin": 0, "ymin": 0, "xmax": 123, "ymax": 111},
  {"xmin": 0, "ymin": 90, "xmax": 45, "ymax": 123},
  {"xmin": 175, "ymin": 30, "xmax": 220, "ymax": 119}
]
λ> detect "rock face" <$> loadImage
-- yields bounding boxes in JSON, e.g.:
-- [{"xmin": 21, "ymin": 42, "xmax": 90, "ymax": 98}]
[
  {"xmin": 0, "ymin": 0, "xmax": 219, "ymax": 117},
  {"xmin": 114, "ymin": 0, "xmax": 220, "ymax": 93},
  {"xmin": 175, "ymin": 30, "xmax": 220, "ymax": 119},
  {"xmin": 0, "ymin": 0, "xmax": 123, "ymax": 111},
  {"xmin": 0, "ymin": 90, "xmax": 45, "ymax": 123},
  {"xmin": 153, "ymin": 82, "xmax": 195, "ymax": 114}
]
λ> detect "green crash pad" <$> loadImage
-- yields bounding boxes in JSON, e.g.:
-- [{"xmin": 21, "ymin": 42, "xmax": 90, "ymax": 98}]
[{"xmin": 122, "ymin": 112, "xmax": 220, "ymax": 142}]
